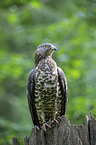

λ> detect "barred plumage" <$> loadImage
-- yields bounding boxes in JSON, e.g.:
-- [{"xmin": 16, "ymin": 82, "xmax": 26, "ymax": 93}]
[{"xmin": 27, "ymin": 43, "xmax": 68, "ymax": 130}]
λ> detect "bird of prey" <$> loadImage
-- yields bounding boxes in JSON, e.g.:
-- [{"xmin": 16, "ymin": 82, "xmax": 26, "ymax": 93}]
[{"xmin": 27, "ymin": 43, "xmax": 68, "ymax": 131}]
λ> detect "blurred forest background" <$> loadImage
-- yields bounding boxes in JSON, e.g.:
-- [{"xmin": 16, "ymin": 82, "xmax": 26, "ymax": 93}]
[{"xmin": 0, "ymin": 0, "xmax": 96, "ymax": 144}]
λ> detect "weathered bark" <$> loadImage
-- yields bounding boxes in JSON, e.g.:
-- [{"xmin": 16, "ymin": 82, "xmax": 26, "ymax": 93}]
[
  {"xmin": 12, "ymin": 112, "xmax": 96, "ymax": 145},
  {"xmin": 88, "ymin": 111, "xmax": 96, "ymax": 145},
  {"xmin": 24, "ymin": 136, "xmax": 29, "ymax": 145},
  {"xmin": 12, "ymin": 137, "xmax": 20, "ymax": 145}
]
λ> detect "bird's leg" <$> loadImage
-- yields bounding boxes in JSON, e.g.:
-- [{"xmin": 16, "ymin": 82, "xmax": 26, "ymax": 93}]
[
  {"xmin": 52, "ymin": 117, "xmax": 58, "ymax": 123},
  {"xmin": 52, "ymin": 112, "xmax": 59, "ymax": 124},
  {"xmin": 42, "ymin": 120, "xmax": 52, "ymax": 132}
]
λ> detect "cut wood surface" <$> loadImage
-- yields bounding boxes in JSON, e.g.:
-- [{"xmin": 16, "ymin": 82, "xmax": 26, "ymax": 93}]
[{"xmin": 12, "ymin": 112, "xmax": 96, "ymax": 145}]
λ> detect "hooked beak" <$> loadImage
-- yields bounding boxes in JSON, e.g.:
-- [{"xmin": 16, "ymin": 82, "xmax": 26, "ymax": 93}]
[{"xmin": 51, "ymin": 46, "xmax": 57, "ymax": 51}]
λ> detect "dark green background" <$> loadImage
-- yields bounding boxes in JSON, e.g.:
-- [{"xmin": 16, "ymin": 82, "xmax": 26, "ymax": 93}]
[{"xmin": 0, "ymin": 0, "xmax": 96, "ymax": 144}]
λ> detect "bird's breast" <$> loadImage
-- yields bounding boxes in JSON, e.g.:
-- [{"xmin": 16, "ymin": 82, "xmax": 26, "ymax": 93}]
[
  {"xmin": 34, "ymin": 57, "xmax": 58, "ymax": 104},
  {"xmin": 34, "ymin": 57, "xmax": 62, "ymax": 123},
  {"xmin": 35, "ymin": 57, "xmax": 58, "ymax": 83}
]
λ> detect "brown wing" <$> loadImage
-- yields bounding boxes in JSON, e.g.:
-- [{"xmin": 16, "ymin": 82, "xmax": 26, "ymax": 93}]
[
  {"xmin": 57, "ymin": 67, "xmax": 68, "ymax": 115},
  {"xmin": 26, "ymin": 69, "xmax": 40, "ymax": 127}
]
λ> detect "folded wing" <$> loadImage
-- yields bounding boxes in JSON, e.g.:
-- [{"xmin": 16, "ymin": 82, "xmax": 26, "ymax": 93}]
[
  {"xmin": 57, "ymin": 67, "xmax": 68, "ymax": 115},
  {"xmin": 26, "ymin": 69, "xmax": 40, "ymax": 127}
]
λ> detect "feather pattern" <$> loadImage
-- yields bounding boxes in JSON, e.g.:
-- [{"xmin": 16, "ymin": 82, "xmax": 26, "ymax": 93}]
[{"xmin": 26, "ymin": 43, "xmax": 68, "ymax": 128}]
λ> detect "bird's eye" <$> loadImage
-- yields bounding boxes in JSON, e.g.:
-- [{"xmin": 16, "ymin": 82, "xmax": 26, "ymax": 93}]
[{"xmin": 44, "ymin": 46, "xmax": 47, "ymax": 49}]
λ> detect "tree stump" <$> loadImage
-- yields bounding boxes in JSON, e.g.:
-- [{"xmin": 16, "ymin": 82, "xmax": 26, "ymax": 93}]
[{"xmin": 12, "ymin": 112, "xmax": 96, "ymax": 145}]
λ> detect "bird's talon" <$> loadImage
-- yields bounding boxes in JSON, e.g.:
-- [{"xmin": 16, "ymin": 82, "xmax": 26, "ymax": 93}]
[
  {"xmin": 52, "ymin": 117, "xmax": 58, "ymax": 124},
  {"xmin": 54, "ymin": 119, "xmax": 58, "ymax": 123},
  {"xmin": 52, "ymin": 120, "xmax": 54, "ymax": 123},
  {"xmin": 42, "ymin": 123, "xmax": 52, "ymax": 132},
  {"xmin": 35, "ymin": 125, "xmax": 40, "ymax": 130}
]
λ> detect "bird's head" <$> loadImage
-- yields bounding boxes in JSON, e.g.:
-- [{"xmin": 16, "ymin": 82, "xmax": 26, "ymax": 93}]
[{"xmin": 35, "ymin": 43, "xmax": 57, "ymax": 66}]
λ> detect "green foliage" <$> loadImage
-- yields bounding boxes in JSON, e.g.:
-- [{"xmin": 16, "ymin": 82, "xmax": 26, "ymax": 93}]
[{"xmin": 0, "ymin": 0, "xmax": 96, "ymax": 144}]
